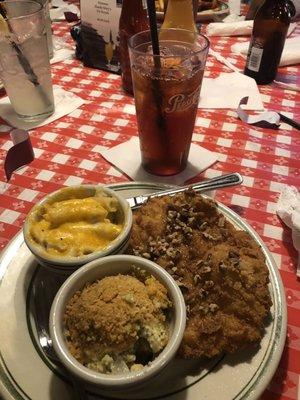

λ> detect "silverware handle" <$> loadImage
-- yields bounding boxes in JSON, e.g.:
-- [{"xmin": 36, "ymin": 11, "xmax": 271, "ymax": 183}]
[
  {"xmin": 149, "ymin": 172, "xmax": 243, "ymax": 199},
  {"xmin": 128, "ymin": 172, "xmax": 243, "ymax": 209}
]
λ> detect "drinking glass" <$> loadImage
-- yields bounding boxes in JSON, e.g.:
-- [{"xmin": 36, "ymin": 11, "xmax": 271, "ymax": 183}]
[
  {"xmin": 129, "ymin": 28, "xmax": 209, "ymax": 176},
  {"xmin": 34, "ymin": 0, "xmax": 54, "ymax": 58},
  {"xmin": 0, "ymin": 1, "xmax": 54, "ymax": 122},
  {"xmin": 7, "ymin": 0, "xmax": 54, "ymax": 58}
]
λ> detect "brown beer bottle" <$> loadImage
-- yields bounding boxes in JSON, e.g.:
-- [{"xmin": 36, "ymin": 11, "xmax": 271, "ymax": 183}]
[
  {"xmin": 245, "ymin": 0, "xmax": 264, "ymax": 20},
  {"xmin": 161, "ymin": 0, "xmax": 197, "ymax": 32},
  {"xmin": 119, "ymin": 0, "xmax": 149, "ymax": 95},
  {"xmin": 244, "ymin": 0, "xmax": 292, "ymax": 85}
]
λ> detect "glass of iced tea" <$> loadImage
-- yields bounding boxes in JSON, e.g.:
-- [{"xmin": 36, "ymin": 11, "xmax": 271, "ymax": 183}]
[{"xmin": 128, "ymin": 29, "xmax": 209, "ymax": 176}]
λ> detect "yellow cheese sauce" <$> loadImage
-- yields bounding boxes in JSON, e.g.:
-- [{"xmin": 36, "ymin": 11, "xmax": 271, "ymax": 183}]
[{"xmin": 28, "ymin": 195, "xmax": 123, "ymax": 257}]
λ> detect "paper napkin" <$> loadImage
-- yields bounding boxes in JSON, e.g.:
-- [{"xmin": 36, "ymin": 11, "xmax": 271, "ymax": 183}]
[
  {"xmin": 231, "ymin": 36, "xmax": 300, "ymax": 67},
  {"xmin": 0, "ymin": 85, "xmax": 85, "ymax": 130},
  {"xmin": 237, "ymin": 97, "xmax": 280, "ymax": 128},
  {"xmin": 50, "ymin": 36, "xmax": 74, "ymax": 64},
  {"xmin": 227, "ymin": 0, "xmax": 241, "ymax": 17},
  {"xmin": 207, "ymin": 20, "xmax": 254, "ymax": 37},
  {"xmin": 207, "ymin": 21, "xmax": 296, "ymax": 37},
  {"xmin": 209, "ymin": 49, "xmax": 241, "ymax": 73},
  {"xmin": 100, "ymin": 137, "xmax": 219, "ymax": 185},
  {"xmin": 199, "ymin": 72, "xmax": 264, "ymax": 110},
  {"xmin": 274, "ymin": 72, "xmax": 300, "ymax": 92},
  {"xmin": 222, "ymin": 14, "xmax": 246, "ymax": 22},
  {"xmin": 50, "ymin": 0, "xmax": 80, "ymax": 21},
  {"xmin": 276, "ymin": 185, "xmax": 300, "ymax": 277}
]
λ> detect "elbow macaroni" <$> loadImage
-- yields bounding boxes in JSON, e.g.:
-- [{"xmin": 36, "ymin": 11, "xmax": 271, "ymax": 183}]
[{"xmin": 27, "ymin": 190, "xmax": 124, "ymax": 257}]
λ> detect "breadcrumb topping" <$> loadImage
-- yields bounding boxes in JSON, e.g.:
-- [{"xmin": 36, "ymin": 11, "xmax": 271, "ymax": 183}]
[{"xmin": 64, "ymin": 273, "xmax": 171, "ymax": 373}]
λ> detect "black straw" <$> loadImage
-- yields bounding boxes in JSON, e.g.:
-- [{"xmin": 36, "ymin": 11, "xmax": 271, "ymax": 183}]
[
  {"xmin": 145, "ymin": 0, "xmax": 167, "ymax": 152},
  {"xmin": 146, "ymin": 0, "xmax": 161, "ymax": 68},
  {"xmin": 279, "ymin": 113, "xmax": 300, "ymax": 131}
]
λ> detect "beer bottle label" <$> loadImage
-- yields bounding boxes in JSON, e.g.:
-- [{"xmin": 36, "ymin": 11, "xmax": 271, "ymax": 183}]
[{"xmin": 247, "ymin": 45, "xmax": 263, "ymax": 72}]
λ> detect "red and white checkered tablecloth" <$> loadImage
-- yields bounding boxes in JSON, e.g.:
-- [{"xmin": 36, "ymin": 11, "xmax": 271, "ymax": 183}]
[{"xmin": 0, "ymin": 10, "xmax": 300, "ymax": 400}]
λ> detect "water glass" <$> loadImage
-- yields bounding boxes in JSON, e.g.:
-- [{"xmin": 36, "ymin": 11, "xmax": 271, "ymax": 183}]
[{"xmin": 0, "ymin": 0, "xmax": 54, "ymax": 121}]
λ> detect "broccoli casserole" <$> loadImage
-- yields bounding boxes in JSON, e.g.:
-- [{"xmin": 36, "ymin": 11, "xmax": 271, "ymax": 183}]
[
  {"xmin": 26, "ymin": 187, "xmax": 124, "ymax": 258},
  {"xmin": 64, "ymin": 273, "xmax": 172, "ymax": 374}
]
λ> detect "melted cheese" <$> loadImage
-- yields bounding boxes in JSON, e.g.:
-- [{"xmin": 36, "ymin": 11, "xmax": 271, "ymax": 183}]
[{"xmin": 28, "ymin": 195, "xmax": 123, "ymax": 257}]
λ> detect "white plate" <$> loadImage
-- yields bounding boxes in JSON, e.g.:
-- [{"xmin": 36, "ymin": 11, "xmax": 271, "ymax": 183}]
[
  {"xmin": 0, "ymin": 182, "xmax": 287, "ymax": 400},
  {"xmin": 156, "ymin": 1, "xmax": 229, "ymax": 22}
]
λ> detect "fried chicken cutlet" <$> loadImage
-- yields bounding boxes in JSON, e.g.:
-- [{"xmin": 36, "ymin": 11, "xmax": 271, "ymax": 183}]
[{"xmin": 127, "ymin": 190, "xmax": 272, "ymax": 359}]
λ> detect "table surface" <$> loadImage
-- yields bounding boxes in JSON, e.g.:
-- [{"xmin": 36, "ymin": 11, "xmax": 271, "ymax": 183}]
[{"xmin": 0, "ymin": 9, "xmax": 299, "ymax": 400}]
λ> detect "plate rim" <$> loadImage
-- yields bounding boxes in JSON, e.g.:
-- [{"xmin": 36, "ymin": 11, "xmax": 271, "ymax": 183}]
[
  {"xmin": 0, "ymin": 181, "xmax": 287, "ymax": 400},
  {"xmin": 156, "ymin": 0, "xmax": 229, "ymax": 20}
]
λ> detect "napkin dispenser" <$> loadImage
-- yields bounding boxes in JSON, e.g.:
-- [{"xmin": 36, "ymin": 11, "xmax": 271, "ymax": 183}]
[{"xmin": 74, "ymin": 0, "xmax": 122, "ymax": 73}]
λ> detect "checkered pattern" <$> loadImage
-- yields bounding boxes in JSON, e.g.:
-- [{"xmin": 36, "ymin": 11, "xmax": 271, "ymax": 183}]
[{"xmin": 0, "ymin": 8, "xmax": 299, "ymax": 400}]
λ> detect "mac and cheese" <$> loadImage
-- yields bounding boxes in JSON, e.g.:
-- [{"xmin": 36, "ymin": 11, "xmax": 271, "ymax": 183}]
[{"xmin": 27, "ymin": 188, "xmax": 124, "ymax": 257}]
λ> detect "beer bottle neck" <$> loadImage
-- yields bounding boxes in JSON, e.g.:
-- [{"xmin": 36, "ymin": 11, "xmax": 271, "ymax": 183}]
[
  {"xmin": 161, "ymin": 0, "xmax": 197, "ymax": 32},
  {"xmin": 263, "ymin": 0, "xmax": 289, "ymax": 4},
  {"xmin": 260, "ymin": 0, "xmax": 292, "ymax": 9},
  {"xmin": 120, "ymin": 0, "xmax": 147, "ymax": 17},
  {"xmin": 256, "ymin": 0, "xmax": 292, "ymax": 21},
  {"xmin": 120, "ymin": 0, "xmax": 148, "ymax": 28}
]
